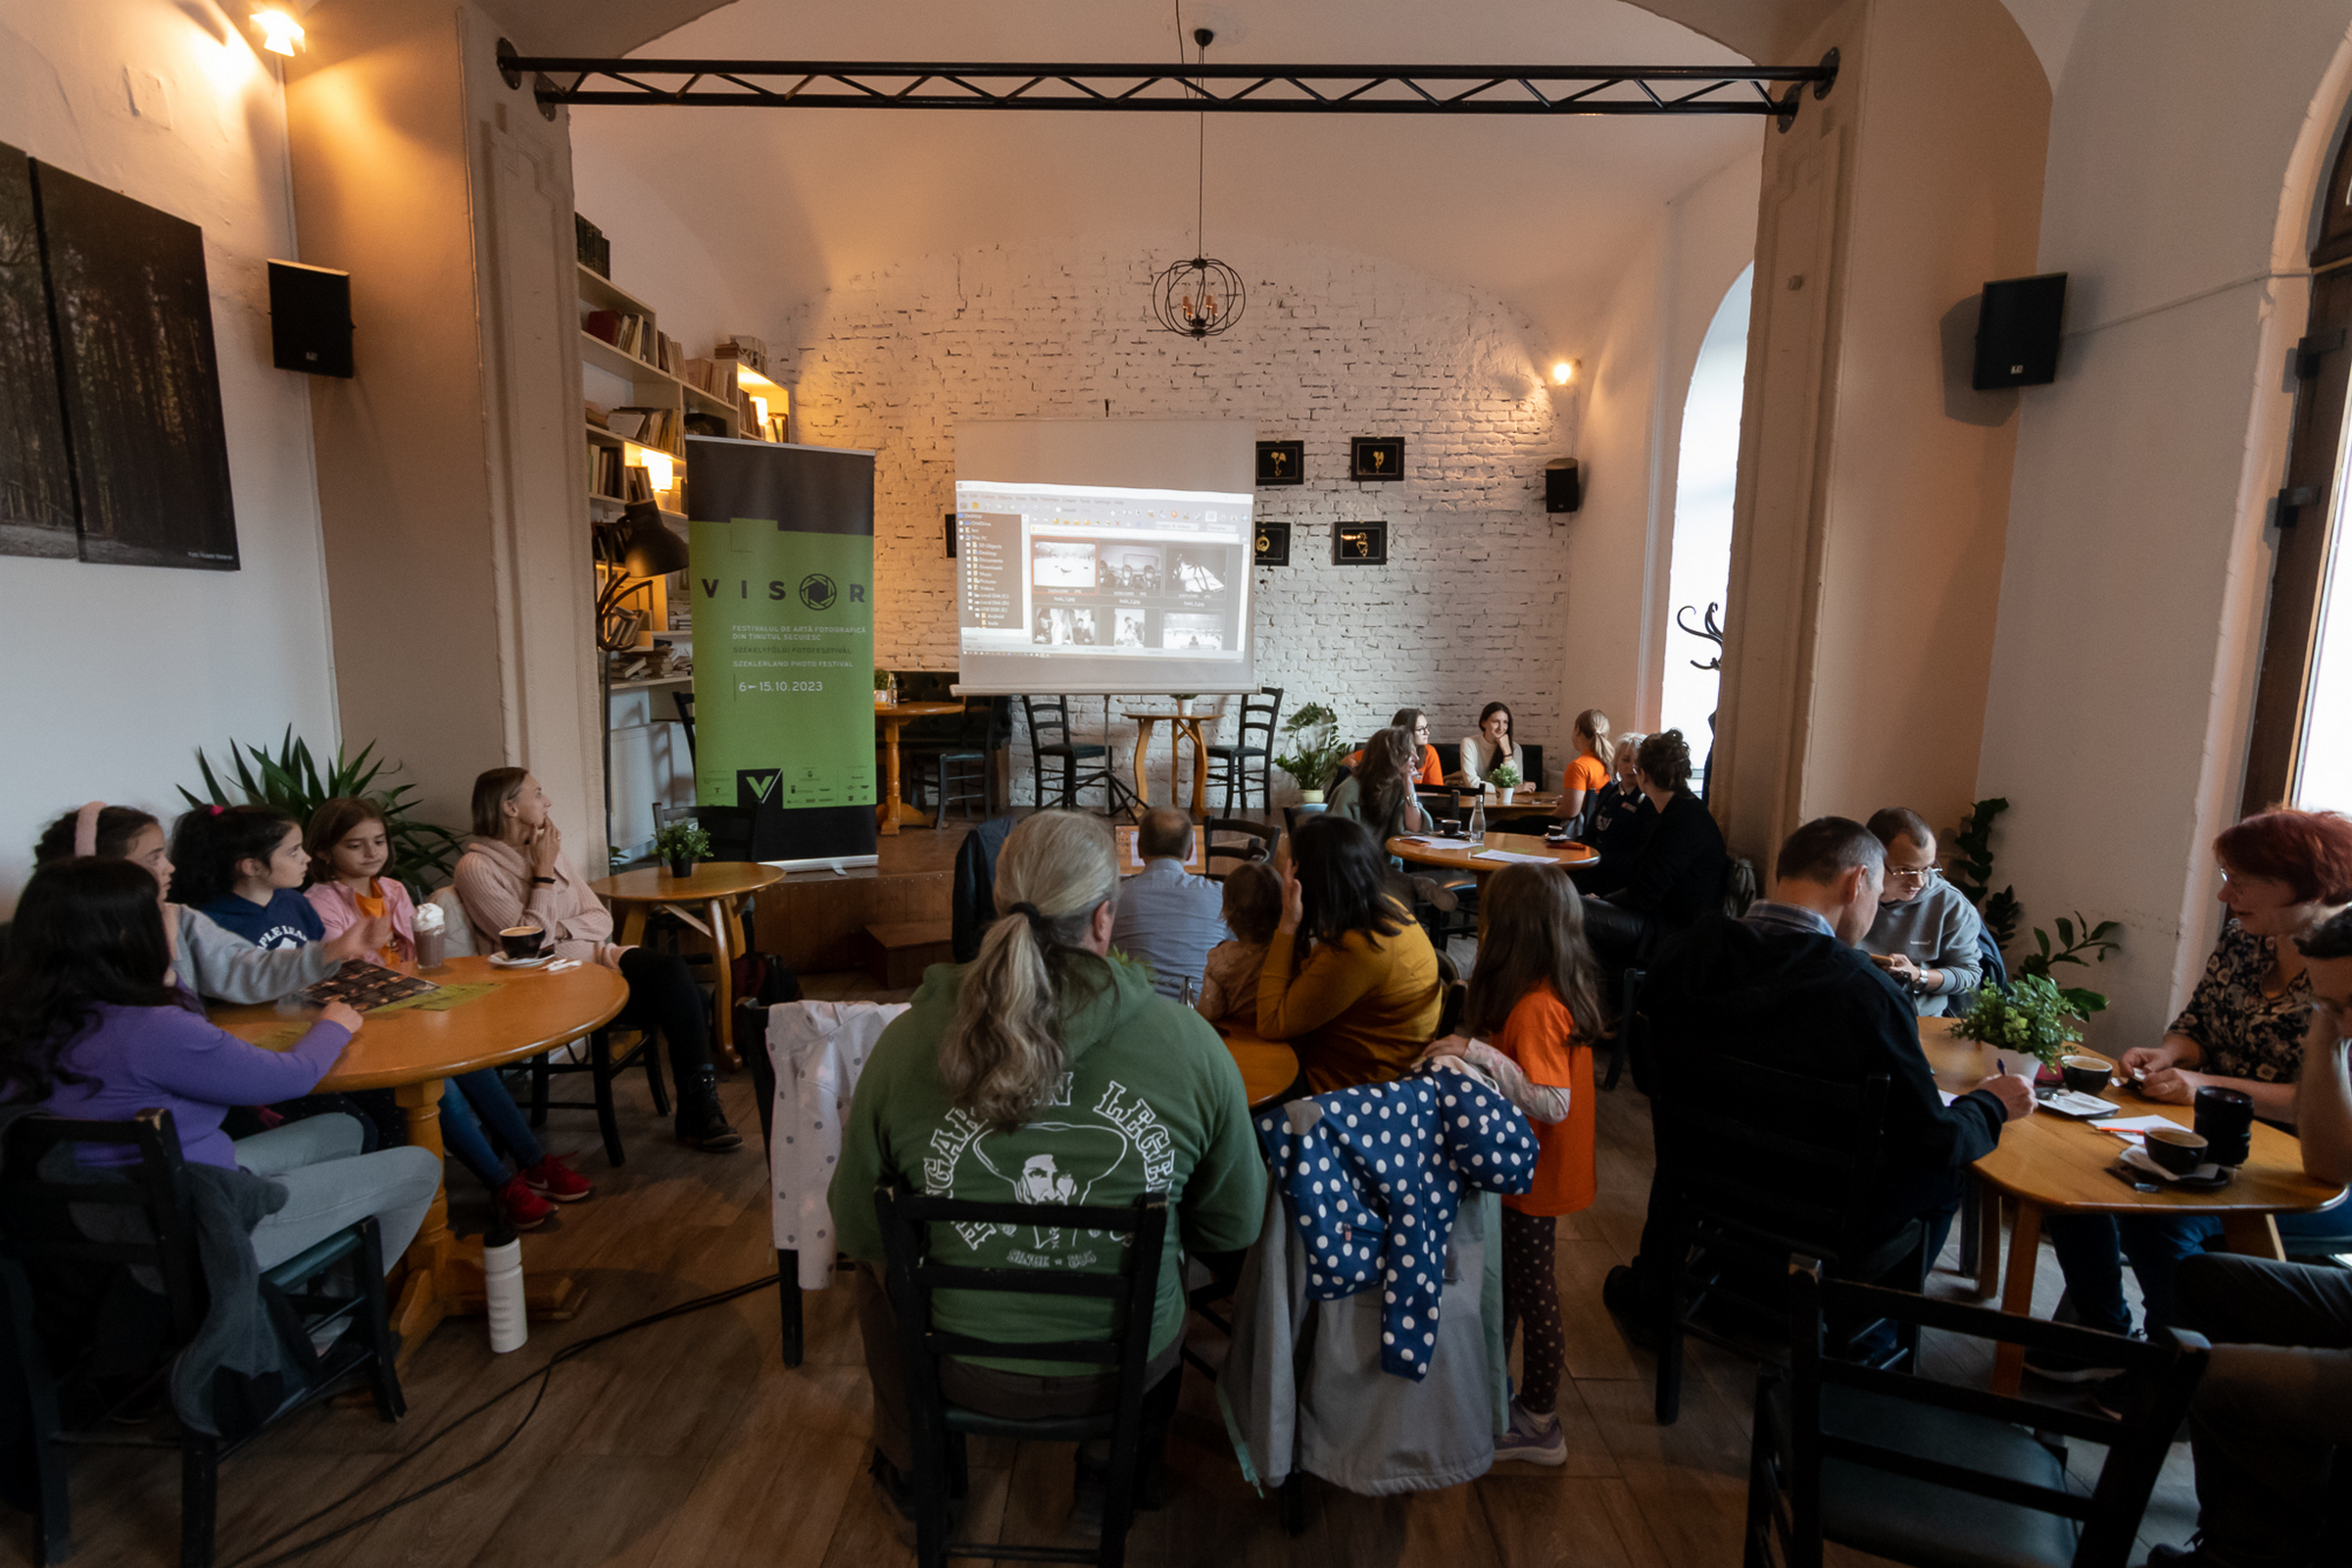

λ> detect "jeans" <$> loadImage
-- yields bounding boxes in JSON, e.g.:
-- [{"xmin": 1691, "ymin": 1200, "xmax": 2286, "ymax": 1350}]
[
  {"xmin": 2174, "ymin": 1252, "xmax": 2352, "ymax": 1568},
  {"xmin": 231, "ymin": 1114, "xmax": 442, "ymax": 1274},
  {"xmin": 2047, "ymin": 1208, "xmax": 2352, "ymax": 1337},
  {"xmin": 437, "ymin": 1069, "xmax": 547, "ymax": 1190}
]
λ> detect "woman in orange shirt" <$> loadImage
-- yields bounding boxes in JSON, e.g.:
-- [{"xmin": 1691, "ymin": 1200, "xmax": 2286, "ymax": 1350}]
[
  {"xmin": 1341, "ymin": 707, "xmax": 1446, "ymax": 788},
  {"xmin": 1421, "ymin": 860, "xmax": 1606, "ymax": 1465},
  {"xmin": 1560, "ymin": 709, "xmax": 1614, "ymax": 821}
]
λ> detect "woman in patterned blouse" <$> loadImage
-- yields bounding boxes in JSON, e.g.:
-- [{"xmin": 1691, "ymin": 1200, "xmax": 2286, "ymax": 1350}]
[
  {"xmin": 2122, "ymin": 809, "xmax": 2352, "ymax": 1120},
  {"xmin": 2034, "ymin": 808, "xmax": 2352, "ymax": 1376}
]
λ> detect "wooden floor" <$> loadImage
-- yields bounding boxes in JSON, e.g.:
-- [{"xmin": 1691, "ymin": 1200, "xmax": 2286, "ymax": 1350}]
[{"xmin": 7, "ymin": 977, "xmax": 2201, "ymax": 1568}]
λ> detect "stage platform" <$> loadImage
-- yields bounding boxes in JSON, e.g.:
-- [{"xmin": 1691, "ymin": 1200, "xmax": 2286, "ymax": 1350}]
[{"xmin": 747, "ymin": 805, "xmax": 1285, "ymax": 973}]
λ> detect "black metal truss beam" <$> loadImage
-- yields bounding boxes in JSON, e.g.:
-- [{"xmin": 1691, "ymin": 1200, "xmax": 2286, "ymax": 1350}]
[{"xmin": 500, "ymin": 44, "xmax": 1838, "ymax": 127}]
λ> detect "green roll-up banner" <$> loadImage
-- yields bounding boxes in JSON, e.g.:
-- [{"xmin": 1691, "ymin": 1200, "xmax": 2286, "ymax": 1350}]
[{"xmin": 686, "ymin": 436, "xmax": 879, "ymax": 868}]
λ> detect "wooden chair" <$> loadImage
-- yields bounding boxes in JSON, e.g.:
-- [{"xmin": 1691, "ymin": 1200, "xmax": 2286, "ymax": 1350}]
[
  {"xmin": 1202, "ymin": 816, "xmax": 1278, "ymax": 878},
  {"xmin": 1022, "ymin": 696, "xmax": 1113, "ymax": 810},
  {"xmin": 1746, "ymin": 1258, "xmax": 2209, "ymax": 1568},
  {"xmin": 1204, "ymin": 688, "xmax": 1283, "ymax": 811},
  {"xmin": 906, "ymin": 696, "xmax": 1004, "ymax": 824},
  {"xmin": 873, "ymin": 1182, "xmax": 1178, "ymax": 1568},
  {"xmin": 0, "ymin": 1110, "xmax": 406, "ymax": 1568},
  {"xmin": 672, "ymin": 691, "xmax": 696, "ymax": 761},
  {"xmin": 1645, "ymin": 1054, "xmax": 1929, "ymax": 1424}
]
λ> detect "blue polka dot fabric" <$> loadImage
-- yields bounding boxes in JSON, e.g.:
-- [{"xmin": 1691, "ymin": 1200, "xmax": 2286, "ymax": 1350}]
[{"xmin": 1254, "ymin": 1066, "xmax": 1538, "ymax": 1379}]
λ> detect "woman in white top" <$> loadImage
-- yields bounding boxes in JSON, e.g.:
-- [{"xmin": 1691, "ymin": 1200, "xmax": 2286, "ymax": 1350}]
[{"xmin": 1457, "ymin": 702, "xmax": 1522, "ymax": 789}]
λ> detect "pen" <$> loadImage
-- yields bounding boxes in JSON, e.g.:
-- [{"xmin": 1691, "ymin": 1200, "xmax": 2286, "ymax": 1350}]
[{"xmin": 1996, "ymin": 1056, "xmax": 2007, "ymax": 1076}]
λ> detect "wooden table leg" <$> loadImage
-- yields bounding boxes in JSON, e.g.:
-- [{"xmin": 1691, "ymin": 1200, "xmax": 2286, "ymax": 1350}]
[
  {"xmin": 2218, "ymin": 1211, "xmax": 2287, "ymax": 1261},
  {"xmin": 1990, "ymin": 1199, "xmax": 2042, "ymax": 1396},
  {"xmin": 708, "ymin": 895, "xmax": 742, "ymax": 1070},
  {"xmin": 1973, "ymin": 1185, "xmax": 2003, "ymax": 1299},
  {"xmin": 880, "ymin": 718, "xmax": 903, "ymax": 836},
  {"xmin": 388, "ymin": 1079, "xmax": 453, "ymax": 1361},
  {"xmin": 1131, "ymin": 717, "xmax": 1155, "ymax": 808},
  {"xmin": 1186, "ymin": 717, "xmax": 1209, "ymax": 815},
  {"xmin": 620, "ymin": 906, "xmax": 649, "ymax": 947}
]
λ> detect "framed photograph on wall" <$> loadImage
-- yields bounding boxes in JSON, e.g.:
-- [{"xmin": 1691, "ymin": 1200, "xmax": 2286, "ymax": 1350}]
[
  {"xmin": 1349, "ymin": 436, "xmax": 1403, "ymax": 481},
  {"xmin": 1255, "ymin": 440, "xmax": 1304, "ymax": 486},
  {"xmin": 1254, "ymin": 520, "xmax": 1291, "ymax": 565},
  {"xmin": 1333, "ymin": 520, "xmax": 1387, "ymax": 565}
]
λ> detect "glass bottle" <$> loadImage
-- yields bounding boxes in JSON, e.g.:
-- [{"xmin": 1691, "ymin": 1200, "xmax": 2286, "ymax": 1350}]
[{"xmin": 1469, "ymin": 791, "xmax": 1487, "ymax": 845}]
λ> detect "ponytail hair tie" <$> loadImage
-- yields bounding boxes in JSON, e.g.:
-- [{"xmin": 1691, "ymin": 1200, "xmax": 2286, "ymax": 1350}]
[
  {"xmin": 1006, "ymin": 901, "xmax": 1048, "ymax": 931},
  {"xmin": 208, "ymin": 804, "xmax": 225, "ymax": 816},
  {"xmin": 73, "ymin": 801, "xmax": 106, "ymax": 858}
]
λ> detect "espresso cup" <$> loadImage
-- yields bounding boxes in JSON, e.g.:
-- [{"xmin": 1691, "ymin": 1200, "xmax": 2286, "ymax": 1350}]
[
  {"xmin": 2059, "ymin": 1054, "xmax": 2114, "ymax": 1098},
  {"xmin": 2194, "ymin": 1086, "xmax": 2256, "ymax": 1167},
  {"xmin": 498, "ymin": 925, "xmax": 546, "ymax": 960},
  {"xmin": 2144, "ymin": 1126, "xmax": 2209, "ymax": 1176}
]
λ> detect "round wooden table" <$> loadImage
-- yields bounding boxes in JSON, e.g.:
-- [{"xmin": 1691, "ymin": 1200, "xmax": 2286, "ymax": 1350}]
[
  {"xmin": 1918, "ymin": 1017, "xmax": 2347, "ymax": 1395},
  {"xmin": 1125, "ymin": 710, "xmax": 1213, "ymax": 813},
  {"xmin": 591, "ymin": 860, "xmax": 786, "ymax": 1068},
  {"xmin": 213, "ymin": 956, "xmax": 629, "ymax": 1358},
  {"xmin": 873, "ymin": 701, "xmax": 965, "ymax": 835},
  {"xmin": 1214, "ymin": 1024, "xmax": 1301, "ymax": 1105},
  {"xmin": 1387, "ymin": 831, "xmax": 1597, "ymax": 936}
]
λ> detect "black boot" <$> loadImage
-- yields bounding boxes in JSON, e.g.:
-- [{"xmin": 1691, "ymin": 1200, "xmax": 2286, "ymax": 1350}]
[{"xmin": 676, "ymin": 1063, "xmax": 742, "ymax": 1152}]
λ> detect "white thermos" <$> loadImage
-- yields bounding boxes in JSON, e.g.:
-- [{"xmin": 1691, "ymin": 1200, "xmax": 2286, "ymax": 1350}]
[{"xmin": 484, "ymin": 1212, "xmax": 527, "ymax": 1353}]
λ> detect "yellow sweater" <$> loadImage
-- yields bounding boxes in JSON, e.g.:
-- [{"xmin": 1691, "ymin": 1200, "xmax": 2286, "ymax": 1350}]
[{"xmin": 1255, "ymin": 915, "xmax": 1443, "ymax": 1093}]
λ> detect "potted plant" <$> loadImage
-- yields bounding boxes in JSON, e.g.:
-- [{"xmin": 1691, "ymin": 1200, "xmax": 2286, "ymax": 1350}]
[
  {"xmin": 1487, "ymin": 760, "xmax": 1522, "ymax": 805},
  {"xmin": 873, "ymin": 667, "xmax": 894, "ymax": 707},
  {"xmin": 652, "ymin": 819, "xmax": 711, "ymax": 880},
  {"xmin": 1171, "ymin": 693, "xmax": 1199, "ymax": 717},
  {"xmin": 1950, "ymin": 973, "xmax": 2095, "ymax": 1071},
  {"xmin": 1272, "ymin": 703, "xmax": 1350, "ymax": 805}
]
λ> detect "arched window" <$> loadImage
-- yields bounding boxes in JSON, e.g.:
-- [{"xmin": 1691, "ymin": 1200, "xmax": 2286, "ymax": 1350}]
[{"xmin": 1660, "ymin": 264, "xmax": 1752, "ymax": 792}]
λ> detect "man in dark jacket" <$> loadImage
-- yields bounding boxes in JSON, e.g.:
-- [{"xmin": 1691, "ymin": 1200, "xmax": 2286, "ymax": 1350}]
[
  {"xmin": 1605, "ymin": 815, "xmax": 2035, "ymax": 1320},
  {"xmin": 1580, "ymin": 729, "xmax": 1729, "ymax": 965}
]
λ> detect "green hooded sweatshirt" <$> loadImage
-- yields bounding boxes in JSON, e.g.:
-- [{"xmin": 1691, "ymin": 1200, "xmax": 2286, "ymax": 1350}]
[{"xmin": 829, "ymin": 955, "xmax": 1269, "ymax": 1373}]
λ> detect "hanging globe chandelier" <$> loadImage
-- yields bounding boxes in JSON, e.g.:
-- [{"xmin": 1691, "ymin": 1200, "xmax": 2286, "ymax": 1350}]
[{"xmin": 1151, "ymin": 26, "xmax": 1245, "ymax": 340}]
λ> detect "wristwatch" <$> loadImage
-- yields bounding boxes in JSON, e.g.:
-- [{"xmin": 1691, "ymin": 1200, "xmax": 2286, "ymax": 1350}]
[{"xmin": 532, "ymin": 875, "xmax": 556, "ymax": 886}]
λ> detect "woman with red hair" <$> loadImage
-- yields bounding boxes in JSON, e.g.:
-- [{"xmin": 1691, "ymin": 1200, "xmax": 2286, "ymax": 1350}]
[{"xmin": 2034, "ymin": 808, "xmax": 2352, "ymax": 1388}]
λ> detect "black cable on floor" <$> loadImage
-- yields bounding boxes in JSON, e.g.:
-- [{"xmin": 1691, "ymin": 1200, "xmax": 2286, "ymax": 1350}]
[{"xmin": 222, "ymin": 1271, "xmax": 781, "ymax": 1568}]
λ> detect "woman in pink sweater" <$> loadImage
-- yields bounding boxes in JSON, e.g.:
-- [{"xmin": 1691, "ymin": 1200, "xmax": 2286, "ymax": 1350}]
[{"xmin": 452, "ymin": 769, "xmax": 737, "ymax": 1152}]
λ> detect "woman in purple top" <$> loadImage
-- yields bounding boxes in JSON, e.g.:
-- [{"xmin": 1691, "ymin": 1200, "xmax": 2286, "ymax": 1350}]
[{"xmin": 0, "ymin": 860, "xmax": 440, "ymax": 1273}]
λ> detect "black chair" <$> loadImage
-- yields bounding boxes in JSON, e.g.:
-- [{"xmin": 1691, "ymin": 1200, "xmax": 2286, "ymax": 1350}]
[
  {"xmin": 672, "ymin": 691, "xmax": 696, "ymax": 761},
  {"xmin": 1280, "ymin": 804, "xmax": 1328, "ymax": 838},
  {"xmin": 1746, "ymin": 1257, "xmax": 2209, "ymax": 1568},
  {"xmin": 1, "ymin": 1110, "xmax": 405, "ymax": 1568},
  {"xmin": 1205, "ymin": 688, "xmax": 1283, "ymax": 812},
  {"xmin": 1645, "ymin": 1054, "xmax": 1930, "ymax": 1424},
  {"xmin": 528, "ymin": 1026, "xmax": 669, "ymax": 1166},
  {"xmin": 1518, "ymin": 743, "xmax": 1545, "ymax": 792},
  {"xmin": 873, "ymin": 1181, "xmax": 1177, "ymax": 1568},
  {"xmin": 907, "ymin": 696, "xmax": 1006, "ymax": 825},
  {"xmin": 1202, "ymin": 816, "xmax": 1278, "ymax": 878},
  {"xmin": 1023, "ymin": 696, "xmax": 1114, "ymax": 811}
]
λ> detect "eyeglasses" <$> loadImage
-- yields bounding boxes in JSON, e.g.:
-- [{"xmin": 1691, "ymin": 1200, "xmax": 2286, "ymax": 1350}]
[{"xmin": 1885, "ymin": 866, "xmax": 1939, "ymax": 889}]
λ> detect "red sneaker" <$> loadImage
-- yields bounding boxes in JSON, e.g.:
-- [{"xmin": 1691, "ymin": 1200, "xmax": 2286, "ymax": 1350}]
[
  {"xmin": 495, "ymin": 1173, "xmax": 556, "ymax": 1231},
  {"xmin": 521, "ymin": 1153, "xmax": 594, "ymax": 1202}
]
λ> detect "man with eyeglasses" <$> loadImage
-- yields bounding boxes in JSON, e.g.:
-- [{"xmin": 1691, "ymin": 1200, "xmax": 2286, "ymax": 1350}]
[{"xmin": 1857, "ymin": 807, "xmax": 1985, "ymax": 1016}]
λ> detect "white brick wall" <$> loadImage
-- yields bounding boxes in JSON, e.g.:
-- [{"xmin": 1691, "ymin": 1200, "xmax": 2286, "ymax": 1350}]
[{"xmin": 779, "ymin": 235, "xmax": 1581, "ymax": 807}]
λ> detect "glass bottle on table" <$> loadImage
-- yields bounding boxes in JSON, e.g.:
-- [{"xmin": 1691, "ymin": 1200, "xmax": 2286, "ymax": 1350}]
[{"xmin": 1469, "ymin": 790, "xmax": 1487, "ymax": 846}]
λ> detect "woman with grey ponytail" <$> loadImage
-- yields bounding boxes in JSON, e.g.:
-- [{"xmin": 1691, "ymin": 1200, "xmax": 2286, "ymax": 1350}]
[
  {"xmin": 828, "ymin": 809, "xmax": 1269, "ymax": 1526},
  {"xmin": 940, "ymin": 810, "xmax": 1121, "ymax": 1130}
]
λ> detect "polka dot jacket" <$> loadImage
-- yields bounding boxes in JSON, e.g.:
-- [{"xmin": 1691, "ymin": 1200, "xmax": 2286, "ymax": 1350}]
[{"xmin": 1253, "ymin": 1062, "xmax": 1538, "ymax": 1379}]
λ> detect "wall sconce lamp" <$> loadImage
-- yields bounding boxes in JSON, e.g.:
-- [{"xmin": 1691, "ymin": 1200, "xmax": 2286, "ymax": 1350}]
[
  {"xmin": 1550, "ymin": 359, "xmax": 1577, "ymax": 386},
  {"xmin": 251, "ymin": 8, "xmax": 305, "ymax": 56}
]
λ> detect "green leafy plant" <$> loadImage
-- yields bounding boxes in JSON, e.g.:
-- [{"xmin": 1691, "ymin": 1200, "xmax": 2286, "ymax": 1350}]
[
  {"xmin": 180, "ymin": 729, "xmax": 463, "ymax": 900},
  {"xmin": 1947, "ymin": 797, "xmax": 2020, "ymax": 951},
  {"xmin": 1487, "ymin": 761, "xmax": 1523, "ymax": 790},
  {"xmin": 652, "ymin": 819, "xmax": 712, "ymax": 863},
  {"xmin": 872, "ymin": 666, "xmax": 892, "ymax": 692},
  {"xmin": 1272, "ymin": 703, "xmax": 1350, "ymax": 795},
  {"xmin": 1951, "ymin": 973, "xmax": 2085, "ymax": 1067},
  {"xmin": 2015, "ymin": 913, "xmax": 2121, "ymax": 1018},
  {"xmin": 1945, "ymin": 796, "xmax": 2117, "ymax": 1017}
]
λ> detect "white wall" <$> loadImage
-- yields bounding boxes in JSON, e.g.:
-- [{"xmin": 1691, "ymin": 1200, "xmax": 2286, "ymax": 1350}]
[
  {"xmin": 779, "ymin": 234, "xmax": 1577, "ymax": 802},
  {"xmin": 0, "ymin": 0, "xmax": 336, "ymax": 910},
  {"xmin": 1979, "ymin": 0, "xmax": 2352, "ymax": 1048},
  {"xmin": 1565, "ymin": 151, "xmax": 1762, "ymax": 736}
]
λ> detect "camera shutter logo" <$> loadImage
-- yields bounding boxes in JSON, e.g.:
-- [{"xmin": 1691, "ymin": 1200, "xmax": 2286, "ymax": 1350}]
[{"xmin": 798, "ymin": 572, "xmax": 837, "ymax": 611}]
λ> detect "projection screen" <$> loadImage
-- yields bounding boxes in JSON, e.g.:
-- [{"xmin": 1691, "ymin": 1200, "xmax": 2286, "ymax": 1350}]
[{"xmin": 953, "ymin": 418, "xmax": 1255, "ymax": 696}]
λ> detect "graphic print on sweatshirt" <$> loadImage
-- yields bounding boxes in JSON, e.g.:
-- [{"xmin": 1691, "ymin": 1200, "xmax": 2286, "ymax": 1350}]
[{"xmin": 921, "ymin": 1074, "xmax": 1174, "ymax": 1266}]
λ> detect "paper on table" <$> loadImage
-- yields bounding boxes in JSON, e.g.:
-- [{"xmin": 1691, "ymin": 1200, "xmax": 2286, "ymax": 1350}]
[
  {"xmin": 2088, "ymin": 1114, "xmax": 2180, "ymax": 1147},
  {"xmin": 1471, "ymin": 850, "xmax": 1562, "ymax": 865}
]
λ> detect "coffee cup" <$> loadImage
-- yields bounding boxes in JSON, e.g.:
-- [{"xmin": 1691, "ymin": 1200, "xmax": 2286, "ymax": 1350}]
[
  {"xmin": 2059, "ymin": 1054, "xmax": 2114, "ymax": 1098},
  {"xmin": 2144, "ymin": 1126, "xmax": 2209, "ymax": 1176},
  {"xmin": 498, "ymin": 925, "xmax": 546, "ymax": 961},
  {"xmin": 2194, "ymin": 1086, "xmax": 2255, "ymax": 1168}
]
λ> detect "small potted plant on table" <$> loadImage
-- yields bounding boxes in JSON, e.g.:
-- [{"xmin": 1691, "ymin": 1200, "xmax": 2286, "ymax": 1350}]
[
  {"xmin": 1487, "ymin": 760, "xmax": 1522, "ymax": 805},
  {"xmin": 653, "ymin": 818, "xmax": 711, "ymax": 880},
  {"xmin": 873, "ymin": 667, "xmax": 895, "ymax": 707},
  {"xmin": 1273, "ymin": 703, "xmax": 1350, "ymax": 806}
]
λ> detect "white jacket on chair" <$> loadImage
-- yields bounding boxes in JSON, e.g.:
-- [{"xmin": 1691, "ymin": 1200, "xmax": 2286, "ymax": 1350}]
[{"xmin": 765, "ymin": 1000, "xmax": 909, "ymax": 1289}]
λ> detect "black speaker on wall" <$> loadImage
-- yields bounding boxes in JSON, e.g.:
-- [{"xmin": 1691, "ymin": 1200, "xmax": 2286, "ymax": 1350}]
[
  {"xmin": 1971, "ymin": 271, "xmax": 2066, "ymax": 390},
  {"xmin": 1545, "ymin": 458, "xmax": 1583, "ymax": 514},
  {"xmin": 268, "ymin": 259, "xmax": 353, "ymax": 378}
]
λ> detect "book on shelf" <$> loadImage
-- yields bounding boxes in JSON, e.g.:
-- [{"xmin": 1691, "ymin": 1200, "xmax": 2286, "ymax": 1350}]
[
  {"xmin": 611, "ymin": 406, "xmax": 680, "ymax": 452},
  {"xmin": 590, "ymin": 445, "xmax": 625, "ymax": 497},
  {"xmin": 623, "ymin": 464, "xmax": 655, "ymax": 503}
]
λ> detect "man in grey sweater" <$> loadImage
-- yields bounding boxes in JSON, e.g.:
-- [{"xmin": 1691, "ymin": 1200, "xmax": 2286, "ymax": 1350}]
[{"xmin": 1857, "ymin": 807, "xmax": 1984, "ymax": 1016}]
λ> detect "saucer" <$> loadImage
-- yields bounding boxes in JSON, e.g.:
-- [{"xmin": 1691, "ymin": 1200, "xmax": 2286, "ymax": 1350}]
[
  {"xmin": 2120, "ymin": 1146, "xmax": 2230, "ymax": 1187},
  {"xmin": 487, "ymin": 952, "xmax": 554, "ymax": 969}
]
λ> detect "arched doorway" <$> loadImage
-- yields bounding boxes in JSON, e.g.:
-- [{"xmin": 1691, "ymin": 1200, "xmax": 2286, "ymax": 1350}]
[{"xmin": 1659, "ymin": 264, "xmax": 1752, "ymax": 787}]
